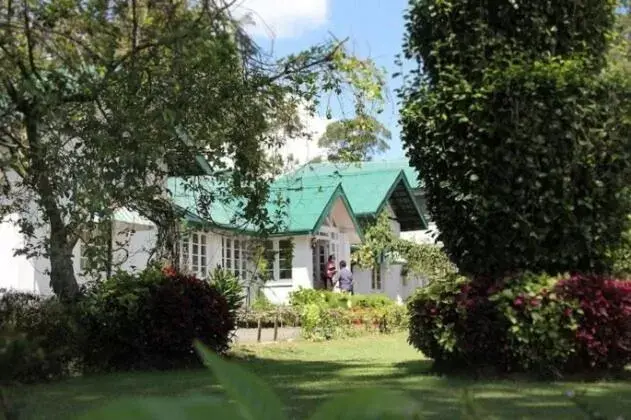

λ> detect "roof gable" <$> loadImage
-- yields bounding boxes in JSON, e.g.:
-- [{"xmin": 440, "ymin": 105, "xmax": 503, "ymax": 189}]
[
  {"xmin": 166, "ymin": 176, "xmax": 363, "ymax": 237},
  {"xmin": 291, "ymin": 160, "xmax": 423, "ymax": 189},
  {"xmin": 281, "ymin": 161, "xmax": 427, "ymax": 231}
]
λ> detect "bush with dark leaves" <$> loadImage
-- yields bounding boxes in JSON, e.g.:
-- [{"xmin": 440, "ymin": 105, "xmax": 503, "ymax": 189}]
[
  {"xmin": 80, "ymin": 267, "xmax": 235, "ymax": 372},
  {"xmin": 0, "ymin": 292, "xmax": 81, "ymax": 383}
]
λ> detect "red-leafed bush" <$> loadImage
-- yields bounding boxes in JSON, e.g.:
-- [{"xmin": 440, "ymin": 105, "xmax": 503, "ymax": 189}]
[
  {"xmin": 407, "ymin": 273, "xmax": 514, "ymax": 372},
  {"xmin": 408, "ymin": 272, "xmax": 631, "ymax": 376},
  {"xmin": 80, "ymin": 267, "xmax": 235, "ymax": 371},
  {"xmin": 556, "ymin": 274, "xmax": 631, "ymax": 371}
]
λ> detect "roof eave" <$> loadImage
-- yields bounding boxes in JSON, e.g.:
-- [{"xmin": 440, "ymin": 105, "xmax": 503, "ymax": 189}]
[
  {"xmin": 311, "ymin": 185, "xmax": 364, "ymax": 242},
  {"xmin": 373, "ymin": 171, "xmax": 428, "ymax": 231}
]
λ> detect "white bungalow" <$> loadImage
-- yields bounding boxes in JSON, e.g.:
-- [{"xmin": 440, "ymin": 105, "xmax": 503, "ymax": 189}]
[{"xmin": 0, "ymin": 159, "xmax": 430, "ymax": 304}]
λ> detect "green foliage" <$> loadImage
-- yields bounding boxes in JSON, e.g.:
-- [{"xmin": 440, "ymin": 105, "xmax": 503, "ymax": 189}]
[
  {"xmin": 236, "ymin": 307, "xmax": 300, "ymax": 329},
  {"xmin": 353, "ymin": 211, "xmax": 456, "ymax": 282},
  {"xmin": 407, "ymin": 271, "xmax": 631, "ymax": 376},
  {"xmin": 393, "ymin": 240, "xmax": 457, "ymax": 283},
  {"xmin": 80, "ymin": 341, "xmax": 423, "ymax": 419},
  {"xmin": 489, "ymin": 273, "xmax": 580, "ymax": 374},
  {"xmin": 400, "ymin": 0, "xmax": 631, "ymax": 277},
  {"xmin": 80, "ymin": 267, "xmax": 234, "ymax": 372},
  {"xmin": 289, "ymin": 288, "xmax": 329, "ymax": 308},
  {"xmin": 289, "ymin": 288, "xmax": 395, "ymax": 310},
  {"xmin": 250, "ymin": 293, "xmax": 275, "ymax": 311},
  {"xmin": 352, "ymin": 211, "xmax": 396, "ymax": 270},
  {"xmin": 402, "ymin": 0, "xmax": 617, "ymax": 83},
  {"xmin": 351, "ymin": 294, "xmax": 393, "ymax": 309},
  {"xmin": 609, "ymin": 10, "xmax": 631, "ymax": 74},
  {"xmin": 0, "ymin": 292, "xmax": 81, "ymax": 384},
  {"xmin": 287, "ymin": 289, "xmax": 407, "ymax": 340},
  {"xmin": 610, "ymin": 216, "xmax": 631, "ymax": 278},
  {"xmin": 407, "ymin": 273, "xmax": 468, "ymax": 362},
  {"xmin": 318, "ymin": 116, "xmax": 391, "ymax": 161},
  {"xmin": 208, "ymin": 267, "xmax": 245, "ymax": 315},
  {"xmin": 299, "ymin": 305, "xmax": 348, "ymax": 341}
]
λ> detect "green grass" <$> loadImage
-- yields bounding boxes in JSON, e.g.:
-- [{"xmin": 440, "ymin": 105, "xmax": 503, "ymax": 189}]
[{"xmin": 11, "ymin": 334, "xmax": 631, "ymax": 419}]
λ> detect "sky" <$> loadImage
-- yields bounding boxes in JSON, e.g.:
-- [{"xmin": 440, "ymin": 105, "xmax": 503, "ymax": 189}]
[{"xmin": 233, "ymin": 0, "xmax": 411, "ymax": 163}]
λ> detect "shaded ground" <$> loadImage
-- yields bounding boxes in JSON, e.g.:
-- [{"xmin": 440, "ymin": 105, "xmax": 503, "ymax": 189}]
[
  {"xmin": 234, "ymin": 327, "xmax": 301, "ymax": 344},
  {"xmin": 12, "ymin": 334, "xmax": 631, "ymax": 419}
]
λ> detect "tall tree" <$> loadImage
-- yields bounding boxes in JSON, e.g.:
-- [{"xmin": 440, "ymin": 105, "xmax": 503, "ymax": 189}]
[
  {"xmin": 0, "ymin": 0, "xmax": 384, "ymax": 299},
  {"xmin": 400, "ymin": 0, "xmax": 631, "ymax": 277},
  {"xmin": 318, "ymin": 116, "xmax": 391, "ymax": 162}
]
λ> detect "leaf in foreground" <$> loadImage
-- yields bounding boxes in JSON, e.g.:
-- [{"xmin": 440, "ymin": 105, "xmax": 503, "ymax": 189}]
[
  {"xmin": 194, "ymin": 340, "xmax": 288, "ymax": 420},
  {"xmin": 78, "ymin": 395, "xmax": 238, "ymax": 420}
]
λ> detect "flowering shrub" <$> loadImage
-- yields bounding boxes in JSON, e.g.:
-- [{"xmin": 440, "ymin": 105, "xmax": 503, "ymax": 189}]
[
  {"xmin": 80, "ymin": 267, "xmax": 235, "ymax": 371},
  {"xmin": 408, "ymin": 272, "xmax": 631, "ymax": 375},
  {"xmin": 490, "ymin": 273, "xmax": 579, "ymax": 374},
  {"xmin": 407, "ymin": 273, "xmax": 472, "ymax": 366},
  {"xmin": 557, "ymin": 274, "xmax": 631, "ymax": 371},
  {"xmin": 287, "ymin": 288, "xmax": 405, "ymax": 340},
  {"xmin": 289, "ymin": 288, "xmax": 395, "ymax": 310}
]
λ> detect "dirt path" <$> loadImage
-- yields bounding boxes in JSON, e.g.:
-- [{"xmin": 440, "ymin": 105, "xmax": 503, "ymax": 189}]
[{"xmin": 234, "ymin": 327, "xmax": 301, "ymax": 344}]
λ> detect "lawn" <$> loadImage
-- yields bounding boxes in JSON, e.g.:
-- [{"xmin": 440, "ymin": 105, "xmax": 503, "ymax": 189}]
[{"xmin": 12, "ymin": 333, "xmax": 631, "ymax": 419}]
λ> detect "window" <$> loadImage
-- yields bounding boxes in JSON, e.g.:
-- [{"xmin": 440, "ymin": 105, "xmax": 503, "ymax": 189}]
[
  {"xmin": 79, "ymin": 242, "xmax": 89, "ymax": 272},
  {"xmin": 263, "ymin": 240, "xmax": 275, "ymax": 281},
  {"xmin": 257, "ymin": 239, "xmax": 293, "ymax": 282},
  {"xmin": 181, "ymin": 233, "xmax": 208, "ymax": 277},
  {"xmin": 222, "ymin": 237, "xmax": 249, "ymax": 281},
  {"xmin": 371, "ymin": 264, "xmax": 382, "ymax": 290},
  {"xmin": 278, "ymin": 239, "xmax": 293, "ymax": 280}
]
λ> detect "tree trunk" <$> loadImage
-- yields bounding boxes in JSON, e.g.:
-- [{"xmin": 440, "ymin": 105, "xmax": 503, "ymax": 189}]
[
  {"xmin": 39, "ymin": 174, "xmax": 79, "ymax": 299},
  {"xmin": 48, "ymin": 228, "xmax": 79, "ymax": 299},
  {"xmin": 25, "ymin": 111, "xmax": 79, "ymax": 300},
  {"xmin": 106, "ymin": 218, "xmax": 113, "ymax": 279}
]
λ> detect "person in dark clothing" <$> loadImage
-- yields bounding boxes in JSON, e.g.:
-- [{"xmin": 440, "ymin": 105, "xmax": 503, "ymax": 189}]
[{"xmin": 336, "ymin": 260, "xmax": 353, "ymax": 294}]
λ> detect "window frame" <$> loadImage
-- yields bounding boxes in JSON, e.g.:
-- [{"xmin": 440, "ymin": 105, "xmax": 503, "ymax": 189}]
[
  {"xmin": 261, "ymin": 238, "xmax": 294, "ymax": 282},
  {"xmin": 278, "ymin": 239, "xmax": 293, "ymax": 281},
  {"xmin": 222, "ymin": 236, "xmax": 249, "ymax": 281},
  {"xmin": 371, "ymin": 264, "xmax": 383, "ymax": 291},
  {"xmin": 79, "ymin": 241, "xmax": 89, "ymax": 272},
  {"xmin": 180, "ymin": 232, "xmax": 209, "ymax": 278}
]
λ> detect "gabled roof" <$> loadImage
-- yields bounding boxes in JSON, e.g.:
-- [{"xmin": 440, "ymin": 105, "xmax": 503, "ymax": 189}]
[
  {"xmin": 166, "ymin": 176, "xmax": 363, "ymax": 238},
  {"xmin": 280, "ymin": 161, "xmax": 427, "ymax": 231},
  {"xmin": 290, "ymin": 159, "xmax": 423, "ymax": 189}
]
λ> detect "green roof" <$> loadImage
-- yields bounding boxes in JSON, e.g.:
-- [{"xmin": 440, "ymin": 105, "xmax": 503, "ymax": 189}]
[
  {"xmin": 113, "ymin": 208, "xmax": 154, "ymax": 228},
  {"xmin": 281, "ymin": 161, "xmax": 427, "ymax": 231},
  {"xmin": 164, "ymin": 159, "xmax": 425, "ymax": 235},
  {"xmin": 167, "ymin": 176, "xmax": 362, "ymax": 237},
  {"xmin": 289, "ymin": 159, "xmax": 423, "ymax": 189}
]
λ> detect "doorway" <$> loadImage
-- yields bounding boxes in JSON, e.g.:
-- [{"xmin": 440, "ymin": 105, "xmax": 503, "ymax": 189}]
[{"xmin": 312, "ymin": 239, "xmax": 329, "ymax": 289}]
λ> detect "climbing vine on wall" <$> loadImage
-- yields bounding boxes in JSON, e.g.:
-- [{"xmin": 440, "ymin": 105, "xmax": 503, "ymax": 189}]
[{"xmin": 351, "ymin": 211, "xmax": 456, "ymax": 282}]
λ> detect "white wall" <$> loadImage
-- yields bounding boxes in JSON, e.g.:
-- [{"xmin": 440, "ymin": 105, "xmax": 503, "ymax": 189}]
[
  {"xmin": 400, "ymin": 222, "xmax": 440, "ymax": 246},
  {"xmin": 262, "ymin": 235, "xmax": 312, "ymax": 305},
  {"xmin": 348, "ymin": 204, "xmax": 429, "ymax": 304},
  {"xmin": 353, "ymin": 269, "xmax": 373, "ymax": 295},
  {"xmin": 0, "ymin": 213, "xmax": 39, "ymax": 293}
]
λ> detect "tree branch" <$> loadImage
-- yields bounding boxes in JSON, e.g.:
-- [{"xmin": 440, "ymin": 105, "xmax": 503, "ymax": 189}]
[
  {"xmin": 264, "ymin": 38, "xmax": 348, "ymax": 85},
  {"xmin": 22, "ymin": 0, "xmax": 40, "ymax": 81},
  {"xmin": 131, "ymin": 0, "xmax": 138, "ymax": 51},
  {"xmin": 60, "ymin": 34, "xmax": 193, "ymax": 104},
  {"xmin": 0, "ymin": 43, "xmax": 30, "ymax": 82}
]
